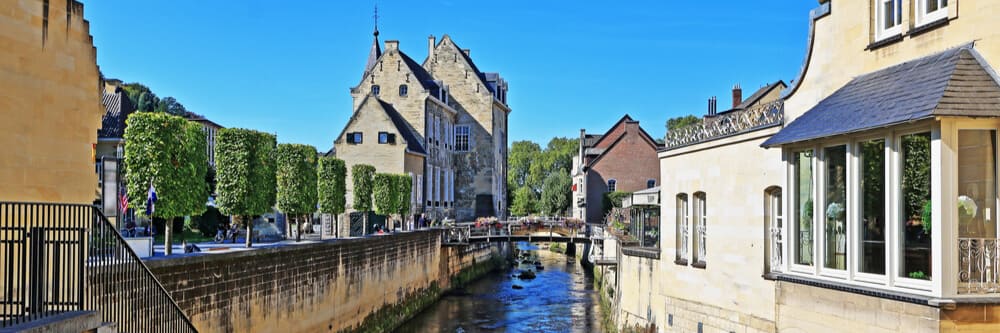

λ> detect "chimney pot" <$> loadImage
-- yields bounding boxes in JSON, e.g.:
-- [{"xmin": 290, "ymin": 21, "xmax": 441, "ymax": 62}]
[
  {"xmin": 732, "ymin": 83, "xmax": 743, "ymax": 109},
  {"xmin": 385, "ymin": 40, "xmax": 399, "ymax": 51},
  {"xmin": 462, "ymin": 49, "xmax": 470, "ymax": 57},
  {"xmin": 428, "ymin": 35, "xmax": 436, "ymax": 60}
]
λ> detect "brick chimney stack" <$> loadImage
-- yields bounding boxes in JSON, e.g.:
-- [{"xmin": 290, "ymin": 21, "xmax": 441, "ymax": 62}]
[
  {"xmin": 385, "ymin": 40, "xmax": 399, "ymax": 51},
  {"xmin": 732, "ymin": 83, "xmax": 743, "ymax": 109}
]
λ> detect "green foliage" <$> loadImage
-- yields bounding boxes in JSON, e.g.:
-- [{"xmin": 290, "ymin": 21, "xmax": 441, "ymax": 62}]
[
  {"xmin": 158, "ymin": 96, "xmax": 187, "ymax": 116},
  {"xmin": 666, "ymin": 115, "xmax": 701, "ymax": 132},
  {"xmin": 276, "ymin": 143, "xmax": 318, "ymax": 216},
  {"xmin": 602, "ymin": 191, "xmax": 633, "ymax": 217},
  {"xmin": 123, "ymin": 112, "xmax": 208, "ymax": 219},
  {"xmin": 393, "ymin": 174, "xmax": 413, "ymax": 217},
  {"xmin": 921, "ymin": 200, "xmax": 933, "ymax": 235},
  {"xmin": 352, "ymin": 164, "xmax": 376, "ymax": 212},
  {"xmin": 540, "ymin": 171, "xmax": 572, "ymax": 216},
  {"xmin": 528, "ymin": 137, "xmax": 578, "ymax": 192},
  {"xmin": 215, "ymin": 128, "xmax": 278, "ymax": 217},
  {"xmin": 372, "ymin": 173, "xmax": 395, "ymax": 216},
  {"xmin": 860, "ymin": 140, "xmax": 885, "ymax": 222},
  {"xmin": 317, "ymin": 157, "xmax": 347, "ymax": 215},
  {"xmin": 122, "ymin": 82, "xmax": 160, "ymax": 112},
  {"xmin": 902, "ymin": 133, "xmax": 932, "ymax": 221},
  {"xmin": 508, "ymin": 141, "xmax": 541, "ymax": 190},
  {"xmin": 909, "ymin": 271, "xmax": 927, "ymax": 279},
  {"xmin": 510, "ymin": 186, "xmax": 537, "ymax": 216},
  {"xmin": 205, "ymin": 165, "xmax": 217, "ymax": 195}
]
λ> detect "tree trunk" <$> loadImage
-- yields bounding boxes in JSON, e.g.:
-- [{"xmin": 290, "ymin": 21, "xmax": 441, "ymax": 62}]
[
  {"xmin": 164, "ymin": 217, "xmax": 172, "ymax": 256},
  {"xmin": 363, "ymin": 211, "xmax": 368, "ymax": 235},
  {"xmin": 295, "ymin": 215, "xmax": 301, "ymax": 242},
  {"xmin": 334, "ymin": 213, "xmax": 339, "ymax": 238},
  {"xmin": 245, "ymin": 216, "xmax": 253, "ymax": 248}
]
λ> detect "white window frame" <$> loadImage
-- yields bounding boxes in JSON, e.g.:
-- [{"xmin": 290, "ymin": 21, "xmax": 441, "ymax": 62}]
[
  {"xmin": 455, "ymin": 125, "xmax": 471, "ymax": 151},
  {"xmin": 874, "ymin": 0, "xmax": 903, "ymax": 41},
  {"xmin": 916, "ymin": 0, "xmax": 949, "ymax": 26},
  {"xmin": 693, "ymin": 192, "xmax": 707, "ymax": 265},
  {"xmin": 767, "ymin": 188, "xmax": 784, "ymax": 273},
  {"xmin": 789, "ymin": 147, "xmax": 818, "ymax": 274},
  {"xmin": 676, "ymin": 193, "xmax": 689, "ymax": 263},
  {"xmin": 893, "ymin": 129, "xmax": 935, "ymax": 292},
  {"xmin": 819, "ymin": 142, "xmax": 851, "ymax": 279},
  {"xmin": 852, "ymin": 134, "xmax": 892, "ymax": 286}
]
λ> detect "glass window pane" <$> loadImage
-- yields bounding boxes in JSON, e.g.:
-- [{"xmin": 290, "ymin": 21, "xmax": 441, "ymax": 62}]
[
  {"xmin": 927, "ymin": 0, "xmax": 939, "ymax": 13},
  {"xmin": 860, "ymin": 140, "xmax": 886, "ymax": 275},
  {"xmin": 883, "ymin": 0, "xmax": 895, "ymax": 29},
  {"xmin": 824, "ymin": 146, "xmax": 848, "ymax": 270},
  {"xmin": 794, "ymin": 150, "xmax": 814, "ymax": 266},
  {"xmin": 958, "ymin": 130, "xmax": 997, "ymax": 239},
  {"xmin": 901, "ymin": 132, "xmax": 932, "ymax": 280}
]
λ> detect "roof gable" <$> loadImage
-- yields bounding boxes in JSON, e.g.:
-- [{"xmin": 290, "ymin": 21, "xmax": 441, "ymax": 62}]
[
  {"xmin": 335, "ymin": 95, "xmax": 426, "ymax": 155},
  {"xmin": 427, "ymin": 35, "xmax": 495, "ymax": 94},
  {"xmin": 358, "ymin": 47, "xmax": 441, "ymax": 96}
]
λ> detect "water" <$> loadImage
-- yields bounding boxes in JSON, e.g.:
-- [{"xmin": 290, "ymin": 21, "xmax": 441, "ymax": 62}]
[{"xmin": 396, "ymin": 243, "xmax": 604, "ymax": 333}]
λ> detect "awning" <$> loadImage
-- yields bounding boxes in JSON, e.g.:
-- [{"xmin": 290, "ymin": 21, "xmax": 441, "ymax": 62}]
[{"xmin": 763, "ymin": 43, "xmax": 1000, "ymax": 147}]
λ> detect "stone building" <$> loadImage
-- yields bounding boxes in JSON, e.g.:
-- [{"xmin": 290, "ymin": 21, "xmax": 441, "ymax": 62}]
[
  {"xmin": 0, "ymin": 0, "xmax": 104, "ymax": 204},
  {"xmin": 571, "ymin": 115, "xmax": 663, "ymax": 223},
  {"xmin": 335, "ymin": 30, "xmax": 510, "ymax": 223},
  {"xmin": 183, "ymin": 112, "xmax": 224, "ymax": 167}
]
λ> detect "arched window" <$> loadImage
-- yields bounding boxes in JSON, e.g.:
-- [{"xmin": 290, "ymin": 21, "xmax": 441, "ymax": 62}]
[
  {"xmin": 675, "ymin": 193, "xmax": 689, "ymax": 265},
  {"xmin": 371, "ymin": 85, "xmax": 381, "ymax": 96},
  {"xmin": 764, "ymin": 186, "xmax": 783, "ymax": 275},
  {"xmin": 607, "ymin": 179, "xmax": 617, "ymax": 192},
  {"xmin": 693, "ymin": 192, "xmax": 707, "ymax": 267},
  {"xmin": 647, "ymin": 179, "xmax": 656, "ymax": 189},
  {"xmin": 399, "ymin": 84, "xmax": 408, "ymax": 96}
]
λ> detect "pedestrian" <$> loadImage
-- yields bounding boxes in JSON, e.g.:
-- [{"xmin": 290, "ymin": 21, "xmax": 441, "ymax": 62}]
[{"xmin": 418, "ymin": 213, "xmax": 426, "ymax": 229}]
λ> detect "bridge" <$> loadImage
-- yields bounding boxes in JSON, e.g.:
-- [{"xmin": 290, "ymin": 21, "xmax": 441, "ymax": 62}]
[{"xmin": 440, "ymin": 218, "xmax": 598, "ymax": 246}]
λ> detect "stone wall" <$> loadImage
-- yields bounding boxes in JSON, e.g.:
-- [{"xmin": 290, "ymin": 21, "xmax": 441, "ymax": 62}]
[
  {"xmin": 143, "ymin": 230, "xmax": 504, "ymax": 333},
  {"xmin": 0, "ymin": 0, "xmax": 104, "ymax": 204},
  {"xmin": 776, "ymin": 282, "xmax": 939, "ymax": 333}
]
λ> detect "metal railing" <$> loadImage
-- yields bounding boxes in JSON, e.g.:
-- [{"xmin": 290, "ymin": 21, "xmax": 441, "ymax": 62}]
[
  {"xmin": 441, "ymin": 218, "xmax": 589, "ymax": 244},
  {"xmin": 663, "ymin": 99, "xmax": 783, "ymax": 150},
  {"xmin": 959, "ymin": 238, "xmax": 1000, "ymax": 294},
  {"xmin": 0, "ymin": 202, "xmax": 197, "ymax": 332}
]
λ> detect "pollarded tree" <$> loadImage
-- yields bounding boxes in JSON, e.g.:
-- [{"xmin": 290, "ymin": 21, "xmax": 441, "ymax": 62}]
[
  {"xmin": 317, "ymin": 157, "xmax": 347, "ymax": 237},
  {"xmin": 393, "ymin": 174, "xmax": 413, "ymax": 229},
  {"xmin": 372, "ymin": 173, "xmax": 395, "ymax": 232},
  {"xmin": 276, "ymin": 143, "xmax": 318, "ymax": 242},
  {"xmin": 540, "ymin": 172, "xmax": 573, "ymax": 216},
  {"xmin": 352, "ymin": 164, "xmax": 376, "ymax": 234},
  {"xmin": 124, "ymin": 112, "xmax": 208, "ymax": 255},
  {"xmin": 215, "ymin": 128, "xmax": 277, "ymax": 248}
]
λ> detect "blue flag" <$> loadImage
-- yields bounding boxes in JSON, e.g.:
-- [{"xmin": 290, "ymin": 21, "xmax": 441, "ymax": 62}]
[{"xmin": 145, "ymin": 182, "xmax": 157, "ymax": 216}]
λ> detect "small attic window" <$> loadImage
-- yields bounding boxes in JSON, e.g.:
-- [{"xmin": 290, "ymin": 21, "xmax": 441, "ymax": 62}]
[
  {"xmin": 399, "ymin": 85, "xmax": 408, "ymax": 97},
  {"xmin": 378, "ymin": 132, "xmax": 395, "ymax": 144},
  {"xmin": 371, "ymin": 85, "xmax": 381, "ymax": 96}
]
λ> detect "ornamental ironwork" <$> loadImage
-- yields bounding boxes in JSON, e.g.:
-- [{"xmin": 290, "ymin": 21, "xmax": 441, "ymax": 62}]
[{"xmin": 664, "ymin": 99, "xmax": 784, "ymax": 150}]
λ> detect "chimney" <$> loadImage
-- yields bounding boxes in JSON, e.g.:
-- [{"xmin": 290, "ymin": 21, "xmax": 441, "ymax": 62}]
[
  {"xmin": 385, "ymin": 40, "xmax": 399, "ymax": 51},
  {"xmin": 428, "ymin": 35, "xmax": 436, "ymax": 60},
  {"xmin": 732, "ymin": 83, "xmax": 743, "ymax": 109},
  {"xmin": 707, "ymin": 96, "xmax": 718, "ymax": 116},
  {"xmin": 462, "ymin": 49, "xmax": 471, "ymax": 57}
]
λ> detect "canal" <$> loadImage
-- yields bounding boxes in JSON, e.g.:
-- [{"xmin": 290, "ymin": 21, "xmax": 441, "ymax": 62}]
[{"xmin": 396, "ymin": 242, "xmax": 605, "ymax": 333}]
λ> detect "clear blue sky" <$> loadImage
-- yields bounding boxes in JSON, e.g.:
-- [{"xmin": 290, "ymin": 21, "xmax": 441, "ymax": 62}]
[{"xmin": 85, "ymin": 1, "xmax": 817, "ymax": 149}]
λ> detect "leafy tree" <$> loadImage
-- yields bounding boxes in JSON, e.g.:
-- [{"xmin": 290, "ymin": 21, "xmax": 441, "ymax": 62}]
[
  {"xmin": 352, "ymin": 164, "xmax": 376, "ymax": 233},
  {"xmin": 528, "ymin": 137, "xmax": 578, "ymax": 193},
  {"xmin": 508, "ymin": 141, "xmax": 541, "ymax": 190},
  {"xmin": 123, "ymin": 112, "xmax": 208, "ymax": 255},
  {"xmin": 602, "ymin": 191, "xmax": 633, "ymax": 218},
  {"xmin": 194, "ymin": 206, "xmax": 228, "ymax": 237},
  {"xmin": 540, "ymin": 172, "xmax": 573, "ymax": 216},
  {"xmin": 317, "ymin": 157, "xmax": 347, "ymax": 237},
  {"xmin": 215, "ymin": 128, "xmax": 277, "ymax": 248},
  {"xmin": 276, "ymin": 143, "xmax": 318, "ymax": 242},
  {"xmin": 372, "ymin": 173, "xmax": 395, "ymax": 231},
  {"xmin": 205, "ymin": 165, "xmax": 217, "ymax": 195},
  {"xmin": 666, "ymin": 115, "xmax": 701, "ymax": 132},
  {"xmin": 394, "ymin": 174, "xmax": 413, "ymax": 222},
  {"xmin": 122, "ymin": 82, "xmax": 160, "ymax": 112},
  {"xmin": 158, "ymin": 96, "xmax": 188, "ymax": 116},
  {"xmin": 511, "ymin": 186, "xmax": 538, "ymax": 216}
]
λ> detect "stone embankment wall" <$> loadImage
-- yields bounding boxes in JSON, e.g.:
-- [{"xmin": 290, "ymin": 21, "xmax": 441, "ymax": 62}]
[{"xmin": 143, "ymin": 230, "xmax": 504, "ymax": 333}]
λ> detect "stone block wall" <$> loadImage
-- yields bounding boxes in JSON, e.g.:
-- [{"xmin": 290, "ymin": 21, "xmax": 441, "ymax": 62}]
[
  {"xmin": 143, "ymin": 230, "xmax": 503, "ymax": 333},
  {"xmin": 776, "ymin": 281, "xmax": 939, "ymax": 333}
]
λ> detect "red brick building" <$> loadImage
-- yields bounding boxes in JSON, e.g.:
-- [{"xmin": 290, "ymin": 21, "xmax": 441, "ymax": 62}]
[{"xmin": 571, "ymin": 115, "xmax": 663, "ymax": 223}]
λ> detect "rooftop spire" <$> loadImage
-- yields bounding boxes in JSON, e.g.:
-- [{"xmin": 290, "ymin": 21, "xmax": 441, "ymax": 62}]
[{"xmin": 363, "ymin": 4, "xmax": 381, "ymax": 79}]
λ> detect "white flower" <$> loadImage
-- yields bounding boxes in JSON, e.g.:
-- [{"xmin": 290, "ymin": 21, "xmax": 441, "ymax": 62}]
[
  {"xmin": 958, "ymin": 195, "xmax": 978, "ymax": 219},
  {"xmin": 826, "ymin": 202, "xmax": 845, "ymax": 220}
]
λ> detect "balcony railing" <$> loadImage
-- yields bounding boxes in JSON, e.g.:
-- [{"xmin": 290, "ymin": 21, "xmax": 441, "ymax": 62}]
[
  {"xmin": 0, "ymin": 202, "xmax": 197, "ymax": 332},
  {"xmin": 663, "ymin": 99, "xmax": 783, "ymax": 150},
  {"xmin": 959, "ymin": 238, "xmax": 1000, "ymax": 294}
]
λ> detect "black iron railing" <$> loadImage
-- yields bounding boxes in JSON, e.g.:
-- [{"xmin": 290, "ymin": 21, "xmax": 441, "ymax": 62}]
[{"xmin": 0, "ymin": 202, "xmax": 197, "ymax": 332}]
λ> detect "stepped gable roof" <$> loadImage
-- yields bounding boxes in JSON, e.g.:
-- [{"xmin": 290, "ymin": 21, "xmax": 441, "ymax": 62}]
[{"xmin": 764, "ymin": 43, "xmax": 1000, "ymax": 147}]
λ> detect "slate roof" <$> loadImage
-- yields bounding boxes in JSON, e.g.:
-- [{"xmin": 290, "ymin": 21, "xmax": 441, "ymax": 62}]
[
  {"xmin": 378, "ymin": 99, "xmax": 427, "ymax": 156},
  {"xmin": 98, "ymin": 88, "xmax": 135, "ymax": 139},
  {"xmin": 447, "ymin": 37, "xmax": 495, "ymax": 94},
  {"xmin": 582, "ymin": 134, "xmax": 604, "ymax": 148},
  {"xmin": 763, "ymin": 44, "xmax": 1000, "ymax": 147},
  {"xmin": 399, "ymin": 51, "xmax": 441, "ymax": 97}
]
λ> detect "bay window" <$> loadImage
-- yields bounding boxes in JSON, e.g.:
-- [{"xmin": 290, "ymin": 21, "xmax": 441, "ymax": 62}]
[
  {"xmin": 900, "ymin": 132, "xmax": 932, "ymax": 281},
  {"xmin": 823, "ymin": 145, "xmax": 848, "ymax": 271},
  {"xmin": 859, "ymin": 139, "xmax": 887, "ymax": 276},
  {"xmin": 793, "ymin": 150, "xmax": 815, "ymax": 267}
]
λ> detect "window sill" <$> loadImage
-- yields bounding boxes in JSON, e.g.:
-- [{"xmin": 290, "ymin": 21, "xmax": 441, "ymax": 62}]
[
  {"xmin": 772, "ymin": 273, "xmax": 933, "ymax": 306},
  {"xmin": 622, "ymin": 246, "xmax": 660, "ymax": 259},
  {"xmin": 866, "ymin": 34, "xmax": 903, "ymax": 51},
  {"xmin": 908, "ymin": 17, "xmax": 950, "ymax": 38},
  {"xmin": 691, "ymin": 261, "xmax": 707, "ymax": 269},
  {"xmin": 674, "ymin": 258, "xmax": 688, "ymax": 266}
]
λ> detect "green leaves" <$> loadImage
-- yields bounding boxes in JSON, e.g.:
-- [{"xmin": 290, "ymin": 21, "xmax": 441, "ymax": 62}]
[
  {"xmin": 123, "ymin": 112, "xmax": 208, "ymax": 219},
  {"xmin": 317, "ymin": 157, "xmax": 347, "ymax": 215},
  {"xmin": 510, "ymin": 186, "xmax": 537, "ymax": 216},
  {"xmin": 666, "ymin": 115, "xmax": 701, "ymax": 133},
  {"xmin": 352, "ymin": 164, "xmax": 376, "ymax": 212},
  {"xmin": 393, "ymin": 174, "xmax": 412, "ymax": 217},
  {"xmin": 215, "ymin": 128, "xmax": 277, "ymax": 217},
  {"xmin": 372, "ymin": 173, "xmax": 394, "ymax": 216},
  {"xmin": 540, "ymin": 172, "xmax": 572, "ymax": 216},
  {"xmin": 276, "ymin": 143, "xmax": 318, "ymax": 216}
]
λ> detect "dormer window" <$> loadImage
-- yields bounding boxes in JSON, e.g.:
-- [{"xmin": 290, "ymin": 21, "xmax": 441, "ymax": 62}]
[
  {"xmin": 875, "ymin": 0, "xmax": 902, "ymax": 41},
  {"xmin": 371, "ymin": 85, "xmax": 381, "ymax": 96},
  {"xmin": 917, "ymin": 0, "xmax": 949, "ymax": 26},
  {"xmin": 399, "ymin": 85, "xmax": 408, "ymax": 97}
]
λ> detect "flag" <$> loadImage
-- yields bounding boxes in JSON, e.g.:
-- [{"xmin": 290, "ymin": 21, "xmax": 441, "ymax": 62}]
[
  {"xmin": 119, "ymin": 185, "xmax": 129, "ymax": 213},
  {"xmin": 145, "ymin": 182, "xmax": 157, "ymax": 216}
]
